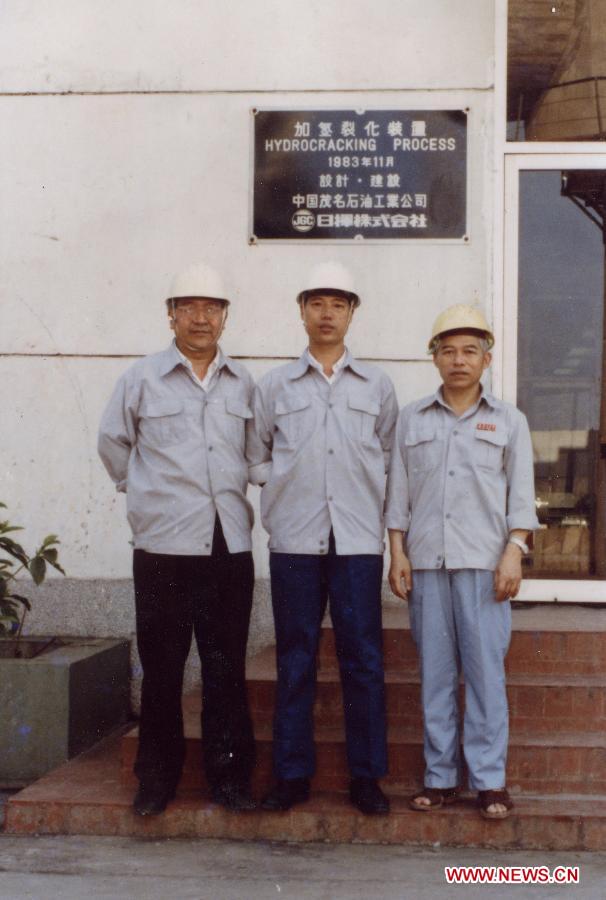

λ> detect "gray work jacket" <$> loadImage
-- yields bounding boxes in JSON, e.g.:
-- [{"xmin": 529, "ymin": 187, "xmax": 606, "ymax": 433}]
[
  {"xmin": 248, "ymin": 348, "xmax": 398, "ymax": 555},
  {"xmin": 385, "ymin": 387, "xmax": 539, "ymax": 570},
  {"xmin": 98, "ymin": 342, "xmax": 254, "ymax": 555}
]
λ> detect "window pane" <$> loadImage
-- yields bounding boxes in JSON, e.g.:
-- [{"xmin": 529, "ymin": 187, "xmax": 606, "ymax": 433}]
[{"xmin": 517, "ymin": 169, "xmax": 604, "ymax": 577}]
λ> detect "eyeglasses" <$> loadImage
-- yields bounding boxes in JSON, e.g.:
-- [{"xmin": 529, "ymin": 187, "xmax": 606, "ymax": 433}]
[{"xmin": 173, "ymin": 301, "xmax": 225, "ymax": 319}]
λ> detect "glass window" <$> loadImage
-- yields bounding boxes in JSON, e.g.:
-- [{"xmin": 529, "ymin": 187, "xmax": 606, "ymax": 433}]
[{"xmin": 517, "ymin": 169, "xmax": 605, "ymax": 577}]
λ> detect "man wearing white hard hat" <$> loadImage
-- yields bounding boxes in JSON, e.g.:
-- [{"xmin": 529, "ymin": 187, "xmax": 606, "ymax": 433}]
[
  {"xmin": 248, "ymin": 261, "xmax": 398, "ymax": 815},
  {"xmin": 98, "ymin": 263, "xmax": 256, "ymax": 815},
  {"xmin": 385, "ymin": 305, "xmax": 538, "ymax": 820}
]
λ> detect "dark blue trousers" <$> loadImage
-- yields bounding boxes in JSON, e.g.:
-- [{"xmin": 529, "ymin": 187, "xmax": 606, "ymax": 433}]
[{"xmin": 269, "ymin": 536, "xmax": 387, "ymax": 780}]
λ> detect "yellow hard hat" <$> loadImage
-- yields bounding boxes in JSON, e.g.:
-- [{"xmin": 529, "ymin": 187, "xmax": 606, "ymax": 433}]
[{"xmin": 428, "ymin": 304, "xmax": 494, "ymax": 353}]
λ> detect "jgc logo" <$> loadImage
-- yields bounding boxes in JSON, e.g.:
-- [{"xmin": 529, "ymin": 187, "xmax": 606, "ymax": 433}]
[{"xmin": 291, "ymin": 209, "xmax": 316, "ymax": 232}]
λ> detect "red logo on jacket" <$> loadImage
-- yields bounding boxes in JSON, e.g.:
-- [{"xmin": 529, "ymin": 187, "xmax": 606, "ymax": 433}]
[{"xmin": 476, "ymin": 422, "xmax": 496, "ymax": 432}]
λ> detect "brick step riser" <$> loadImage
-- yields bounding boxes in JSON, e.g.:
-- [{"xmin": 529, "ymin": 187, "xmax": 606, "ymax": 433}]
[
  {"xmin": 318, "ymin": 632, "xmax": 606, "ymax": 676},
  {"xmin": 247, "ymin": 682, "xmax": 606, "ymax": 733},
  {"xmin": 120, "ymin": 739, "xmax": 606, "ymax": 795},
  {"xmin": 7, "ymin": 795, "xmax": 605, "ymax": 850}
]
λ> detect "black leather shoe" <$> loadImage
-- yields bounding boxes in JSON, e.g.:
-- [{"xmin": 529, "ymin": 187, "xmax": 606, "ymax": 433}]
[
  {"xmin": 133, "ymin": 783, "xmax": 176, "ymax": 816},
  {"xmin": 261, "ymin": 778, "xmax": 310, "ymax": 811},
  {"xmin": 349, "ymin": 778, "xmax": 390, "ymax": 815},
  {"xmin": 210, "ymin": 783, "xmax": 257, "ymax": 811}
]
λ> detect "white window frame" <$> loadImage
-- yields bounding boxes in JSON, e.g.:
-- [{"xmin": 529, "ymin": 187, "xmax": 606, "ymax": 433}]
[{"xmin": 494, "ymin": 1, "xmax": 606, "ymax": 602}]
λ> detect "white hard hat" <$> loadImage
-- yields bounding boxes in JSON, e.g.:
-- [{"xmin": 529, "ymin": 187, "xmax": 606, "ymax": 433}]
[
  {"xmin": 428, "ymin": 304, "xmax": 494, "ymax": 352},
  {"xmin": 166, "ymin": 263, "xmax": 229, "ymax": 305},
  {"xmin": 296, "ymin": 261, "xmax": 360, "ymax": 307}
]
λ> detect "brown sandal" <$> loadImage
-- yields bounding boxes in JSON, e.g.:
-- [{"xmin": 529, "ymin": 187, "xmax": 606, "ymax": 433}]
[
  {"xmin": 409, "ymin": 786, "xmax": 460, "ymax": 812},
  {"xmin": 478, "ymin": 788, "xmax": 514, "ymax": 820}
]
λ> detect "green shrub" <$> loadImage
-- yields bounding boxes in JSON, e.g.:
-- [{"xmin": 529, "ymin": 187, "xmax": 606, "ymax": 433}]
[{"xmin": 0, "ymin": 502, "xmax": 65, "ymax": 638}]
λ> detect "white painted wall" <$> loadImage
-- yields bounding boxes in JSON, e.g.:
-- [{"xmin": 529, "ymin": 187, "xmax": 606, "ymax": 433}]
[
  {"xmin": 1, "ymin": 90, "xmax": 492, "ymax": 360},
  {"xmin": 1, "ymin": 1, "xmax": 493, "ymax": 94},
  {"xmin": 1, "ymin": 1, "xmax": 496, "ymax": 584}
]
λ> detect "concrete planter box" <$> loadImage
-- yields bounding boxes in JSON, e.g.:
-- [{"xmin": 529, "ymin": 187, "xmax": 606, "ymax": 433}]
[{"xmin": 0, "ymin": 636, "xmax": 130, "ymax": 787}]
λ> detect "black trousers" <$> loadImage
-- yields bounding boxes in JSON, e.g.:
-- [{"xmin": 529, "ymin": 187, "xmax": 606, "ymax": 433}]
[{"xmin": 133, "ymin": 518, "xmax": 255, "ymax": 791}]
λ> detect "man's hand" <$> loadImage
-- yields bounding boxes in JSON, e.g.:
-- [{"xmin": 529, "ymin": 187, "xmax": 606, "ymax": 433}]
[
  {"xmin": 388, "ymin": 549, "xmax": 413, "ymax": 601},
  {"xmin": 387, "ymin": 529, "xmax": 413, "ymax": 601},
  {"xmin": 494, "ymin": 542, "xmax": 523, "ymax": 602}
]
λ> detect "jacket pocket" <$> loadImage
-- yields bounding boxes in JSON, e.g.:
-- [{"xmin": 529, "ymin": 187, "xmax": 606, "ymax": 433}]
[
  {"xmin": 224, "ymin": 397, "xmax": 253, "ymax": 449},
  {"xmin": 274, "ymin": 397, "xmax": 311, "ymax": 445},
  {"xmin": 404, "ymin": 427, "xmax": 441, "ymax": 472},
  {"xmin": 347, "ymin": 396, "xmax": 380, "ymax": 445},
  {"xmin": 139, "ymin": 400, "xmax": 187, "ymax": 446},
  {"xmin": 473, "ymin": 428, "xmax": 507, "ymax": 471}
]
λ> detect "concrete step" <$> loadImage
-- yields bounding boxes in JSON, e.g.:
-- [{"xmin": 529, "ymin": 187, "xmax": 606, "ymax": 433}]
[
  {"xmin": 8, "ymin": 603, "xmax": 606, "ymax": 850},
  {"xmin": 6, "ymin": 734, "xmax": 606, "ymax": 850},
  {"xmin": 319, "ymin": 605, "xmax": 606, "ymax": 676},
  {"xmin": 247, "ymin": 647, "xmax": 606, "ymax": 734},
  {"xmin": 120, "ymin": 713, "xmax": 606, "ymax": 796}
]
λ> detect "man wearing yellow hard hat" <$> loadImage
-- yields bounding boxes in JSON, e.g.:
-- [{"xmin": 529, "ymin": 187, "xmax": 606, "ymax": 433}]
[{"xmin": 385, "ymin": 304, "xmax": 538, "ymax": 820}]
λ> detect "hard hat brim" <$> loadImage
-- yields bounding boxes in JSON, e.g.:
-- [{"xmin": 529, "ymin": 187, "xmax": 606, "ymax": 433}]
[
  {"xmin": 428, "ymin": 326, "xmax": 494, "ymax": 353},
  {"xmin": 166, "ymin": 295, "xmax": 230, "ymax": 306},
  {"xmin": 296, "ymin": 287, "xmax": 360, "ymax": 307}
]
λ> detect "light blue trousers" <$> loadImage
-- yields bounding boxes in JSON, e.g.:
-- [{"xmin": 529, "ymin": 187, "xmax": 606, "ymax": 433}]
[{"xmin": 409, "ymin": 568, "xmax": 511, "ymax": 791}]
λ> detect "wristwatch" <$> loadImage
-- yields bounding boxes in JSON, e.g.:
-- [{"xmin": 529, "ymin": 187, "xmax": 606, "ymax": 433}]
[{"xmin": 508, "ymin": 536, "xmax": 529, "ymax": 555}]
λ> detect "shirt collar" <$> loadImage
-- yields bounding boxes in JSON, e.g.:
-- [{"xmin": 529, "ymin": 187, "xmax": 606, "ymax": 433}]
[
  {"xmin": 157, "ymin": 341, "xmax": 237, "ymax": 377},
  {"xmin": 305, "ymin": 348, "xmax": 347, "ymax": 377},
  {"xmin": 420, "ymin": 383, "xmax": 497, "ymax": 412},
  {"xmin": 176, "ymin": 343, "xmax": 220, "ymax": 382},
  {"xmin": 289, "ymin": 347, "xmax": 368, "ymax": 380}
]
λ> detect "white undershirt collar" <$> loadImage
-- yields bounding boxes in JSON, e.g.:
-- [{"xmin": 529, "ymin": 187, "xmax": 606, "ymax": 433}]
[
  {"xmin": 175, "ymin": 343, "xmax": 220, "ymax": 391},
  {"xmin": 306, "ymin": 347, "xmax": 347, "ymax": 384}
]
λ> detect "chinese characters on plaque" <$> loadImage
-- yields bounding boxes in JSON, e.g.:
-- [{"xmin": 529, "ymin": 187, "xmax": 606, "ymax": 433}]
[{"xmin": 252, "ymin": 110, "xmax": 467, "ymax": 241}]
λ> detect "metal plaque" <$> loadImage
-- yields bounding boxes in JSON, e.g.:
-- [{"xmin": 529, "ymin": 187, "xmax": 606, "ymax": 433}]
[{"xmin": 251, "ymin": 109, "xmax": 467, "ymax": 242}]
